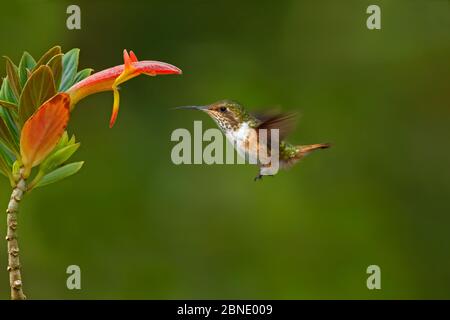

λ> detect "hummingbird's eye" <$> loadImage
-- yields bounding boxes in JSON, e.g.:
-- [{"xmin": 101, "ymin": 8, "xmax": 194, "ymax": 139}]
[{"xmin": 219, "ymin": 106, "xmax": 227, "ymax": 112}]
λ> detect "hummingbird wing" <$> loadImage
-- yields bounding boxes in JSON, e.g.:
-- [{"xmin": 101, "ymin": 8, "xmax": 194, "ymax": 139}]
[
  {"xmin": 255, "ymin": 112, "xmax": 298, "ymax": 142},
  {"xmin": 250, "ymin": 107, "xmax": 282, "ymax": 123}
]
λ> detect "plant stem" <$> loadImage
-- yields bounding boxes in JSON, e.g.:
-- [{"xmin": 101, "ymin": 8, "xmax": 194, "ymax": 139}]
[{"xmin": 6, "ymin": 170, "xmax": 27, "ymax": 300}]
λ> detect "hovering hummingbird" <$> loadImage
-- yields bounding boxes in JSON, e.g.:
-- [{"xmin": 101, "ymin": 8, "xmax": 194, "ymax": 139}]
[{"xmin": 176, "ymin": 100, "xmax": 330, "ymax": 180}]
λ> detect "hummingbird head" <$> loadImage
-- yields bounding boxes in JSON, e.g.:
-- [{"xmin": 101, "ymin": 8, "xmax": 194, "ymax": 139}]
[{"xmin": 176, "ymin": 100, "xmax": 251, "ymax": 132}]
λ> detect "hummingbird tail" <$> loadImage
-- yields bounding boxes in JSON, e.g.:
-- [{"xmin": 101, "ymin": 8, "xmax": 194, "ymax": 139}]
[
  {"xmin": 282, "ymin": 143, "xmax": 331, "ymax": 168},
  {"xmin": 297, "ymin": 143, "xmax": 331, "ymax": 156}
]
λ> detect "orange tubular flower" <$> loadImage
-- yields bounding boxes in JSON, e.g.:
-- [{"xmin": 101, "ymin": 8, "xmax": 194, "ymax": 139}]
[
  {"xmin": 17, "ymin": 49, "xmax": 181, "ymax": 178},
  {"xmin": 67, "ymin": 49, "xmax": 182, "ymax": 127}
]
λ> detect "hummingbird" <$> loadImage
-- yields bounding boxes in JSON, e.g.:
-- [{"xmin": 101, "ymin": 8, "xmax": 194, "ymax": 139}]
[{"xmin": 176, "ymin": 100, "xmax": 330, "ymax": 180}]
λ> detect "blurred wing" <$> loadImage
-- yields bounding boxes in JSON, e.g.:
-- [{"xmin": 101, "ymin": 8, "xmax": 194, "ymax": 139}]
[
  {"xmin": 256, "ymin": 112, "xmax": 298, "ymax": 141},
  {"xmin": 250, "ymin": 106, "xmax": 282, "ymax": 123}
]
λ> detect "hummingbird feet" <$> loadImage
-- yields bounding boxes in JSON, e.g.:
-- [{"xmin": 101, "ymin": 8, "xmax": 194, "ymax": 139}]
[{"xmin": 254, "ymin": 174, "xmax": 275, "ymax": 181}]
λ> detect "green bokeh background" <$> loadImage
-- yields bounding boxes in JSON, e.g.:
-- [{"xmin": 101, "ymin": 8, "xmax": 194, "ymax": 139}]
[{"xmin": 0, "ymin": 0, "xmax": 449, "ymax": 299}]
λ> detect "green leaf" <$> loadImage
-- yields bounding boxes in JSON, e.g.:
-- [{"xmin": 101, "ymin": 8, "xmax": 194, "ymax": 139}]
[
  {"xmin": 4, "ymin": 56, "xmax": 22, "ymax": 100},
  {"xmin": 54, "ymin": 131, "xmax": 69, "ymax": 151},
  {"xmin": 1, "ymin": 78, "xmax": 18, "ymax": 104},
  {"xmin": 73, "ymin": 68, "xmax": 94, "ymax": 84},
  {"xmin": 0, "ymin": 100, "xmax": 17, "ymax": 110},
  {"xmin": 33, "ymin": 46, "xmax": 61, "ymax": 72},
  {"xmin": 68, "ymin": 134, "xmax": 76, "ymax": 145},
  {"xmin": 30, "ymin": 135, "xmax": 80, "ymax": 188},
  {"xmin": 36, "ymin": 161, "xmax": 84, "ymax": 187},
  {"xmin": 0, "ymin": 117, "xmax": 18, "ymax": 154},
  {"xmin": 47, "ymin": 54, "xmax": 63, "ymax": 90},
  {"xmin": 0, "ymin": 79, "xmax": 4, "ymax": 100},
  {"xmin": 0, "ymin": 140, "xmax": 15, "ymax": 167},
  {"xmin": 57, "ymin": 132, "xmax": 76, "ymax": 150},
  {"xmin": 59, "ymin": 48, "xmax": 80, "ymax": 91},
  {"xmin": 0, "ymin": 107, "xmax": 19, "ymax": 142},
  {"xmin": 0, "ymin": 154, "xmax": 10, "ymax": 177},
  {"xmin": 0, "ymin": 147, "xmax": 13, "ymax": 181},
  {"xmin": 12, "ymin": 160, "xmax": 21, "ymax": 179},
  {"xmin": 18, "ymin": 65, "xmax": 56, "ymax": 125},
  {"xmin": 40, "ymin": 143, "xmax": 80, "ymax": 173},
  {"xmin": 18, "ymin": 52, "xmax": 36, "ymax": 87}
]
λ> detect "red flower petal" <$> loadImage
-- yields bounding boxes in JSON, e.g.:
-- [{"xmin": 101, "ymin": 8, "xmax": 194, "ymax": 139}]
[{"xmin": 66, "ymin": 50, "xmax": 182, "ymax": 127}]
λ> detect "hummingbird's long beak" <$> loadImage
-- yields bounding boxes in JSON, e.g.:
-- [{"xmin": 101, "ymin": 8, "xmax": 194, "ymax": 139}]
[{"xmin": 173, "ymin": 105, "xmax": 208, "ymax": 111}]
